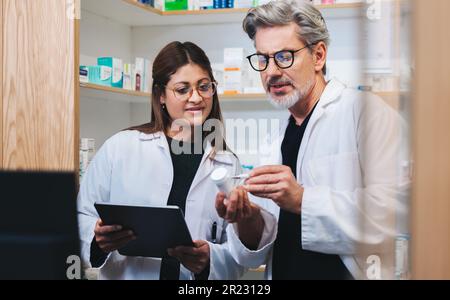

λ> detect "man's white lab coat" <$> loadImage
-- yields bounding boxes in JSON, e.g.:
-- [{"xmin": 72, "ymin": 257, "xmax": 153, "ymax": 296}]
[{"xmin": 226, "ymin": 79, "xmax": 410, "ymax": 280}]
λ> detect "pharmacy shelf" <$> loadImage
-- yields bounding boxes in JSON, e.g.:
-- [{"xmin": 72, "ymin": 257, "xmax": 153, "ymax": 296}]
[
  {"xmin": 79, "ymin": 83, "xmax": 402, "ymax": 107},
  {"xmin": 80, "ymin": 82, "xmax": 268, "ymax": 103},
  {"xmin": 81, "ymin": 0, "xmax": 365, "ymax": 26},
  {"xmin": 80, "ymin": 83, "xmax": 151, "ymax": 103}
]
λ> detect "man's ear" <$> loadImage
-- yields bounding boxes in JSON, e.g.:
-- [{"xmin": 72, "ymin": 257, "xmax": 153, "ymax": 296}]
[{"xmin": 312, "ymin": 41, "xmax": 327, "ymax": 73}]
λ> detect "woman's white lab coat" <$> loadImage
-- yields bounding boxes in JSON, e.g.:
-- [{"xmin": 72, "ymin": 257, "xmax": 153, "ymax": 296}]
[
  {"xmin": 77, "ymin": 130, "xmax": 245, "ymax": 280},
  {"xmin": 226, "ymin": 79, "xmax": 410, "ymax": 280}
]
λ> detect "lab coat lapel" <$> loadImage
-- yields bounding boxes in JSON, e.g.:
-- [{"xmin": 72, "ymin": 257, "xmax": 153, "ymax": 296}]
[
  {"xmin": 266, "ymin": 118, "xmax": 289, "ymax": 166},
  {"xmin": 296, "ymin": 79, "xmax": 346, "ymax": 181}
]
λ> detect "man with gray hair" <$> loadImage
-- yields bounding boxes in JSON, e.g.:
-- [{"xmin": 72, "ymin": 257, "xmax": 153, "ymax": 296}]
[{"xmin": 216, "ymin": 0, "xmax": 406, "ymax": 279}]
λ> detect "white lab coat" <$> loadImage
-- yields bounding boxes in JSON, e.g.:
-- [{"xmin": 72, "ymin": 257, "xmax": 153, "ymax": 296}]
[
  {"xmin": 77, "ymin": 130, "xmax": 246, "ymax": 280},
  {"xmin": 226, "ymin": 79, "xmax": 409, "ymax": 279}
]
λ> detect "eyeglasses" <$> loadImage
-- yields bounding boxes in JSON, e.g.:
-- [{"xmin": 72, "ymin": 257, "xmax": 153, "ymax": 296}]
[
  {"xmin": 246, "ymin": 44, "xmax": 312, "ymax": 72},
  {"xmin": 166, "ymin": 81, "xmax": 217, "ymax": 101}
]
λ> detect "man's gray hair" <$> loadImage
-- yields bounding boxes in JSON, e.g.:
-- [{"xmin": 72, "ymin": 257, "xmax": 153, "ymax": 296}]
[{"xmin": 243, "ymin": 0, "xmax": 330, "ymax": 74}]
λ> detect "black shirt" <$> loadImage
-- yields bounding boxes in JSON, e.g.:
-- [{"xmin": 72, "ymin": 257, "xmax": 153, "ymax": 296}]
[
  {"xmin": 272, "ymin": 104, "xmax": 353, "ymax": 280},
  {"xmin": 159, "ymin": 136, "xmax": 205, "ymax": 280}
]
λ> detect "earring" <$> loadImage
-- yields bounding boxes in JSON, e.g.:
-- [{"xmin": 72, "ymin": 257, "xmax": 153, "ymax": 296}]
[{"xmin": 162, "ymin": 103, "xmax": 166, "ymax": 110}]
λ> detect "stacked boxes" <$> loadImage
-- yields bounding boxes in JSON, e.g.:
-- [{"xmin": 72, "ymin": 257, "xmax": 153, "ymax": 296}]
[{"xmin": 79, "ymin": 56, "xmax": 151, "ymax": 92}]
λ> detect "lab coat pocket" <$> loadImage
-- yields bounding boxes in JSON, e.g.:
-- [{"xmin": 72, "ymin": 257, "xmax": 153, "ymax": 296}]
[
  {"xmin": 307, "ymin": 152, "xmax": 362, "ymax": 191},
  {"xmin": 205, "ymin": 219, "xmax": 224, "ymax": 244}
]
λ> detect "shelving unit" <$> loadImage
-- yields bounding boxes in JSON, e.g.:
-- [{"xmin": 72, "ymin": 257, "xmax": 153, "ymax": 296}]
[
  {"xmin": 78, "ymin": 0, "xmax": 371, "ymax": 150},
  {"xmin": 81, "ymin": 0, "xmax": 364, "ymax": 26}
]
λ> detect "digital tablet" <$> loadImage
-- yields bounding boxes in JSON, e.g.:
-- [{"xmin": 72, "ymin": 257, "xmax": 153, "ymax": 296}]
[{"xmin": 94, "ymin": 203, "xmax": 194, "ymax": 258}]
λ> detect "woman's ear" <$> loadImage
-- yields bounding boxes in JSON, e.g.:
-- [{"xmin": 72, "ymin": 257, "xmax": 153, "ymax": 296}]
[{"xmin": 313, "ymin": 41, "xmax": 327, "ymax": 73}]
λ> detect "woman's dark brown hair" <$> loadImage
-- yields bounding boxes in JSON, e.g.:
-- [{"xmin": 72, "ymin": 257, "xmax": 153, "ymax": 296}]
[{"xmin": 128, "ymin": 41, "xmax": 228, "ymax": 152}]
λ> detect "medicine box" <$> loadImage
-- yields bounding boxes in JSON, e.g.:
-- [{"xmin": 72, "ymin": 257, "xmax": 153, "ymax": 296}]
[{"xmin": 98, "ymin": 57, "xmax": 123, "ymax": 88}]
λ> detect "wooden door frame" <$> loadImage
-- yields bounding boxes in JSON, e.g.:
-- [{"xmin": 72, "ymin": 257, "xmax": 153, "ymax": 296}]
[
  {"xmin": 412, "ymin": 0, "xmax": 450, "ymax": 279},
  {"xmin": 1, "ymin": 0, "xmax": 3, "ymax": 169}
]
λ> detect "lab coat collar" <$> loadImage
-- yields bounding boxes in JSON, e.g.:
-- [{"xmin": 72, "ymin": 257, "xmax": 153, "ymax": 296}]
[
  {"xmin": 317, "ymin": 78, "xmax": 346, "ymax": 109},
  {"xmin": 296, "ymin": 78, "xmax": 346, "ymax": 181}
]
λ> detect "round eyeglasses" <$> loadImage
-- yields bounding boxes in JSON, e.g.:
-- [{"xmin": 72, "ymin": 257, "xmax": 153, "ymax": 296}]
[
  {"xmin": 246, "ymin": 44, "xmax": 312, "ymax": 72},
  {"xmin": 166, "ymin": 81, "xmax": 217, "ymax": 101}
]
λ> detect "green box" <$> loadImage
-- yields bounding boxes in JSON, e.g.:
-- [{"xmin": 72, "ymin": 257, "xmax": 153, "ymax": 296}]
[
  {"xmin": 98, "ymin": 57, "xmax": 123, "ymax": 88},
  {"xmin": 165, "ymin": 0, "xmax": 188, "ymax": 11}
]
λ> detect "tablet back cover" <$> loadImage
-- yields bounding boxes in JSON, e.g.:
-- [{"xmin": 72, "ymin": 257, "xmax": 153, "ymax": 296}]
[{"xmin": 94, "ymin": 204, "xmax": 194, "ymax": 258}]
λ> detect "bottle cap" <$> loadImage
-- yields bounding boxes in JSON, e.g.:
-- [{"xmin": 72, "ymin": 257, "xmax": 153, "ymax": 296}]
[{"xmin": 211, "ymin": 167, "xmax": 229, "ymax": 184}]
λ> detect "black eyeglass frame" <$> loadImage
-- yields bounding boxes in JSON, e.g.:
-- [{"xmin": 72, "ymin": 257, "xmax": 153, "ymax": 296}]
[{"xmin": 246, "ymin": 44, "xmax": 314, "ymax": 72}]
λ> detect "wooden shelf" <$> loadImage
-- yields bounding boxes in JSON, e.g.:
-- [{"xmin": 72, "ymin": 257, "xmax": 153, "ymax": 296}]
[
  {"xmin": 81, "ymin": 0, "xmax": 365, "ymax": 26},
  {"xmin": 80, "ymin": 83, "xmax": 151, "ymax": 103},
  {"xmin": 79, "ymin": 82, "xmax": 267, "ymax": 103},
  {"xmin": 79, "ymin": 83, "xmax": 405, "ymax": 108}
]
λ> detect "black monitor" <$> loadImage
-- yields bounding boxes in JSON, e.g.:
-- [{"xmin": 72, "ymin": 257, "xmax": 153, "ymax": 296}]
[{"xmin": 0, "ymin": 171, "xmax": 80, "ymax": 280}]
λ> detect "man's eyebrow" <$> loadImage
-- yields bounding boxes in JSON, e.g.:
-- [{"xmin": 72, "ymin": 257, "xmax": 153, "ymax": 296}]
[{"xmin": 255, "ymin": 49, "xmax": 291, "ymax": 55}]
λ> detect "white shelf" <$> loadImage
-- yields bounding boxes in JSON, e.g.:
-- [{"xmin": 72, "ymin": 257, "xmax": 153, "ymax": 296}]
[{"xmin": 81, "ymin": 0, "xmax": 365, "ymax": 26}]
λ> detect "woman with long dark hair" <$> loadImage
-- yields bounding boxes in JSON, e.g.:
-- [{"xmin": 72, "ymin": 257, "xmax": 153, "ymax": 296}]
[{"xmin": 78, "ymin": 42, "xmax": 245, "ymax": 280}]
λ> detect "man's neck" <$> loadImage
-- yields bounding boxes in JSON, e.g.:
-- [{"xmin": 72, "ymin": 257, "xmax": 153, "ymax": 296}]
[{"xmin": 289, "ymin": 75, "xmax": 327, "ymax": 125}]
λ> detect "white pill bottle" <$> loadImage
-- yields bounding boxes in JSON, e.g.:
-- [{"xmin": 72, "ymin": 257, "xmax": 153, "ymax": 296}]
[{"xmin": 210, "ymin": 167, "xmax": 234, "ymax": 197}]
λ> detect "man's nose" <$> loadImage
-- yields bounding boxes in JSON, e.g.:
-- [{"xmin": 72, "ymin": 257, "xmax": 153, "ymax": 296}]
[{"xmin": 264, "ymin": 58, "xmax": 283, "ymax": 77}]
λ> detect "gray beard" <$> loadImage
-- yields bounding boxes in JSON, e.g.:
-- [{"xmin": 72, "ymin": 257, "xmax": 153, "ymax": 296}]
[
  {"xmin": 267, "ymin": 78, "xmax": 314, "ymax": 109},
  {"xmin": 268, "ymin": 89, "xmax": 301, "ymax": 109}
]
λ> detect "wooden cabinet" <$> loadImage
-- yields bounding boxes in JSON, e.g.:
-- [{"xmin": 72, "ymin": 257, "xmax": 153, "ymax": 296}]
[
  {"xmin": 411, "ymin": 0, "xmax": 450, "ymax": 280},
  {"xmin": 1, "ymin": 0, "xmax": 3, "ymax": 169},
  {"xmin": 1, "ymin": 0, "xmax": 78, "ymax": 171}
]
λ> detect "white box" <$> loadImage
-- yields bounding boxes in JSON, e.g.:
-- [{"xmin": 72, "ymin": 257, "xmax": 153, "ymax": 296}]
[
  {"xmin": 224, "ymin": 48, "xmax": 244, "ymax": 69},
  {"xmin": 224, "ymin": 70, "xmax": 242, "ymax": 94},
  {"xmin": 135, "ymin": 58, "xmax": 145, "ymax": 92},
  {"xmin": 123, "ymin": 63, "xmax": 133, "ymax": 90}
]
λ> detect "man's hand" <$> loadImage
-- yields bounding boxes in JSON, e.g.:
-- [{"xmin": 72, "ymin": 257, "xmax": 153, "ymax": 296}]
[
  {"xmin": 244, "ymin": 165, "xmax": 304, "ymax": 215},
  {"xmin": 94, "ymin": 219, "xmax": 136, "ymax": 254},
  {"xmin": 215, "ymin": 188, "xmax": 264, "ymax": 250},
  {"xmin": 168, "ymin": 240, "xmax": 210, "ymax": 275}
]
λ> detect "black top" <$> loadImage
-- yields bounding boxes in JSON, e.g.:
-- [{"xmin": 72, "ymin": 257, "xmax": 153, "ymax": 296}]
[
  {"xmin": 272, "ymin": 104, "xmax": 353, "ymax": 280},
  {"xmin": 165, "ymin": 137, "xmax": 204, "ymax": 213},
  {"xmin": 159, "ymin": 136, "xmax": 205, "ymax": 280}
]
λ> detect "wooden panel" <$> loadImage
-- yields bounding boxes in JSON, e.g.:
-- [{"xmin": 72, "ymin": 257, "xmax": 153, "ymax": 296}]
[
  {"xmin": 2, "ymin": 0, "xmax": 77, "ymax": 171},
  {"xmin": 1, "ymin": 0, "xmax": 3, "ymax": 169},
  {"xmin": 74, "ymin": 16, "xmax": 80, "ymax": 182},
  {"xmin": 412, "ymin": 0, "xmax": 450, "ymax": 279}
]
